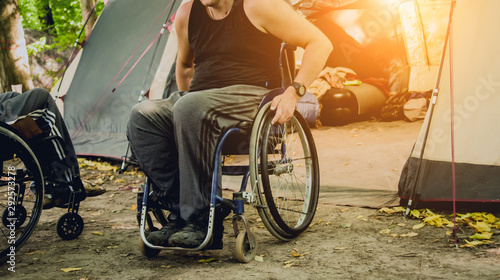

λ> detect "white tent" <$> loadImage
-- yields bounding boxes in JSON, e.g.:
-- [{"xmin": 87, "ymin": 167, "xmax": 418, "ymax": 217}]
[{"xmin": 399, "ymin": 0, "xmax": 500, "ymax": 208}]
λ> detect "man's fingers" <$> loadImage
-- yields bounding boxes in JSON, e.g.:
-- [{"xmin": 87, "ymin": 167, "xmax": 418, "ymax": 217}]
[
  {"xmin": 270, "ymin": 96, "xmax": 281, "ymax": 111},
  {"xmin": 271, "ymin": 106, "xmax": 281, "ymax": 124}
]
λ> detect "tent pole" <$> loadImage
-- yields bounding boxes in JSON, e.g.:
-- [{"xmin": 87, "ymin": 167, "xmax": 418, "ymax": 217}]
[{"xmin": 405, "ymin": 0, "xmax": 456, "ymax": 217}]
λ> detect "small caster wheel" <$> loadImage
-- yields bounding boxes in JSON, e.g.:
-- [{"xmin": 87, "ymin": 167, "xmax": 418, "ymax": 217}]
[
  {"xmin": 2, "ymin": 205, "xmax": 27, "ymax": 229},
  {"xmin": 234, "ymin": 231, "xmax": 257, "ymax": 263},
  {"xmin": 139, "ymin": 236, "xmax": 160, "ymax": 258},
  {"xmin": 57, "ymin": 213, "xmax": 84, "ymax": 240}
]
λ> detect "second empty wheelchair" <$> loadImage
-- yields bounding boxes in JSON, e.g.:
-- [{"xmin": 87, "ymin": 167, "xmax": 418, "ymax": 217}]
[{"xmin": 0, "ymin": 122, "xmax": 85, "ymax": 264}]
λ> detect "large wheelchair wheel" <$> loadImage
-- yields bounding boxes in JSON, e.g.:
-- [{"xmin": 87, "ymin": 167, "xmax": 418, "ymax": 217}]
[
  {"xmin": 0, "ymin": 126, "xmax": 44, "ymax": 263},
  {"xmin": 249, "ymin": 103, "xmax": 319, "ymax": 241}
]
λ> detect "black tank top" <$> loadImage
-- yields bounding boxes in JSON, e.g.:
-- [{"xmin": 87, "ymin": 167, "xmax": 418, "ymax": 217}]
[{"xmin": 188, "ymin": 0, "xmax": 281, "ymax": 92}]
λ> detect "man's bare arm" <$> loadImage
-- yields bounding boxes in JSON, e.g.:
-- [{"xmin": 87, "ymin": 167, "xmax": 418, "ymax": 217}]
[
  {"xmin": 246, "ymin": 0, "xmax": 332, "ymax": 124},
  {"xmin": 175, "ymin": 1, "xmax": 195, "ymax": 92}
]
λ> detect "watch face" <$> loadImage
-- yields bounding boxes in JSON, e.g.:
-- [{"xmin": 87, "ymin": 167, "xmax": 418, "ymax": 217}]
[
  {"xmin": 292, "ymin": 82, "xmax": 306, "ymax": 96},
  {"xmin": 299, "ymin": 86, "xmax": 306, "ymax": 95}
]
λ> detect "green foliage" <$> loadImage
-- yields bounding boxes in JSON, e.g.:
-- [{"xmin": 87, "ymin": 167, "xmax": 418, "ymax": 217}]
[
  {"xmin": 26, "ymin": 37, "xmax": 50, "ymax": 56},
  {"xmin": 18, "ymin": 0, "xmax": 46, "ymax": 31},
  {"xmin": 19, "ymin": 0, "xmax": 104, "ymax": 51}
]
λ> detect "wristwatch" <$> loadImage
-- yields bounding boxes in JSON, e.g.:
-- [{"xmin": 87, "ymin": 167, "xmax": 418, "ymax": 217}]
[{"xmin": 290, "ymin": 82, "xmax": 306, "ymax": 97}]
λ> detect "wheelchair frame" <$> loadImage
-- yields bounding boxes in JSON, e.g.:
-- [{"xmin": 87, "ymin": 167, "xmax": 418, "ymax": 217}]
[
  {"xmin": 137, "ymin": 89, "xmax": 320, "ymax": 262},
  {"xmin": 0, "ymin": 122, "xmax": 85, "ymax": 263}
]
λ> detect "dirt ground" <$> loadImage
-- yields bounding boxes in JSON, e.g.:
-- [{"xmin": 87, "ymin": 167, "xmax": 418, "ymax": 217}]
[{"xmin": 1, "ymin": 120, "xmax": 499, "ymax": 280}]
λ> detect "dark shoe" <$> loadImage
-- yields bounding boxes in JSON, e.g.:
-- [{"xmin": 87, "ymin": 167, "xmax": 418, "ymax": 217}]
[
  {"xmin": 168, "ymin": 223, "xmax": 207, "ymax": 248},
  {"xmin": 42, "ymin": 195, "xmax": 55, "ymax": 209},
  {"xmin": 42, "ymin": 194, "xmax": 77, "ymax": 209},
  {"xmin": 83, "ymin": 181, "xmax": 106, "ymax": 197},
  {"xmin": 43, "ymin": 178, "xmax": 87, "ymax": 209},
  {"xmin": 146, "ymin": 213, "xmax": 184, "ymax": 246}
]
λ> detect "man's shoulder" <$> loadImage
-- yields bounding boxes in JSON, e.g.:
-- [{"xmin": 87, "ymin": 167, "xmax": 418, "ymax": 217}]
[
  {"xmin": 177, "ymin": 0, "xmax": 194, "ymax": 19},
  {"xmin": 175, "ymin": 0, "xmax": 195, "ymax": 29}
]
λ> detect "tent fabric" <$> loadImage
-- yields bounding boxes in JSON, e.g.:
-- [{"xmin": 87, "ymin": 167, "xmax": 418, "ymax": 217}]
[
  {"xmin": 63, "ymin": 0, "xmax": 181, "ymax": 159},
  {"xmin": 398, "ymin": 0, "xmax": 500, "ymax": 206}
]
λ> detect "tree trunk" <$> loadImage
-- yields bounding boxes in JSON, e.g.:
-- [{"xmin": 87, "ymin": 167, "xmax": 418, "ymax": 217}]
[
  {"xmin": 80, "ymin": 0, "xmax": 97, "ymax": 37},
  {"xmin": 0, "ymin": 0, "xmax": 33, "ymax": 93}
]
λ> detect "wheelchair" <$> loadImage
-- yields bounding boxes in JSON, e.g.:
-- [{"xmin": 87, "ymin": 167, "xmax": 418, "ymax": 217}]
[
  {"xmin": 0, "ymin": 122, "xmax": 84, "ymax": 263},
  {"xmin": 137, "ymin": 43, "xmax": 320, "ymax": 263}
]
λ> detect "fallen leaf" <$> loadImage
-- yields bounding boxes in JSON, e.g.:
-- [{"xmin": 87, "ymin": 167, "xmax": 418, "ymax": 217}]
[
  {"xmin": 25, "ymin": 250, "xmax": 44, "ymax": 255},
  {"xmin": 412, "ymin": 223, "xmax": 425, "ymax": 230},
  {"xmin": 485, "ymin": 213, "xmax": 497, "ymax": 223},
  {"xmin": 341, "ymin": 223, "xmax": 351, "ymax": 228},
  {"xmin": 469, "ymin": 232, "xmax": 493, "ymax": 240},
  {"xmin": 114, "ymin": 179, "xmax": 126, "ymax": 183},
  {"xmin": 61, "ymin": 268, "xmax": 83, "ymax": 272},
  {"xmin": 392, "ymin": 206, "xmax": 406, "ymax": 212},
  {"xmin": 92, "ymin": 231, "xmax": 104, "ymax": 236},
  {"xmin": 291, "ymin": 250, "xmax": 309, "ymax": 258},
  {"xmin": 410, "ymin": 209, "xmax": 420, "ymax": 219},
  {"xmin": 400, "ymin": 232, "xmax": 418, "ymax": 237},
  {"xmin": 468, "ymin": 221, "xmax": 491, "ymax": 233},
  {"xmin": 130, "ymin": 205, "xmax": 137, "ymax": 211},
  {"xmin": 161, "ymin": 265, "xmax": 172, "ymax": 269},
  {"xmin": 254, "ymin": 255, "xmax": 264, "ymax": 262},
  {"xmin": 460, "ymin": 240, "xmax": 487, "ymax": 248},
  {"xmin": 379, "ymin": 229, "xmax": 391, "ymax": 235},
  {"xmin": 198, "ymin": 258, "xmax": 217, "ymax": 263}
]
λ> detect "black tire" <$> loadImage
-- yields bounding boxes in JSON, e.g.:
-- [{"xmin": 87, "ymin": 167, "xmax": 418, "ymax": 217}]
[
  {"xmin": 56, "ymin": 213, "xmax": 84, "ymax": 240},
  {"xmin": 0, "ymin": 126, "xmax": 44, "ymax": 263},
  {"xmin": 250, "ymin": 103, "xmax": 320, "ymax": 241}
]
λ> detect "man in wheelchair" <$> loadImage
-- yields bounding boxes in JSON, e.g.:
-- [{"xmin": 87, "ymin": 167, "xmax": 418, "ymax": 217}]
[
  {"xmin": 127, "ymin": 0, "xmax": 332, "ymax": 248},
  {"xmin": 0, "ymin": 88, "xmax": 104, "ymax": 209}
]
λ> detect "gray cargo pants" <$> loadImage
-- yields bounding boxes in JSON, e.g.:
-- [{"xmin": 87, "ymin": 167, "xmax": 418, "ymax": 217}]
[{"xmin": 127, "ymin": 85, "xmax": 270, "ymax": 222}]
